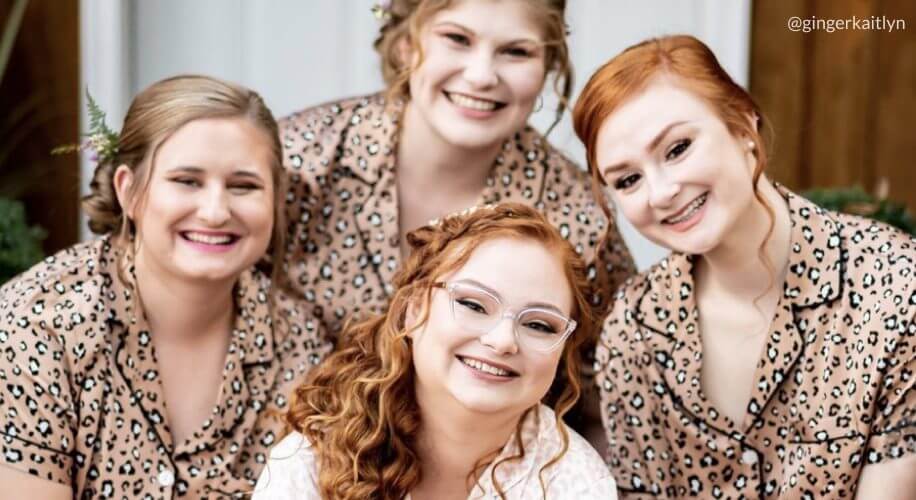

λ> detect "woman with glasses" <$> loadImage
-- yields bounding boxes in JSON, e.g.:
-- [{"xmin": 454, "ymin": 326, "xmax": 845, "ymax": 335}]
[{"xmin": 253, "ymin": 203, "xmax": 617, "ymax": 499}]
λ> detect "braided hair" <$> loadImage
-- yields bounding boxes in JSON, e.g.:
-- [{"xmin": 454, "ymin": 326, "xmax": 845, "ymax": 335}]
[{"xmin": 285, "ymin": 202, "xmax": 600, "ymax": 500}]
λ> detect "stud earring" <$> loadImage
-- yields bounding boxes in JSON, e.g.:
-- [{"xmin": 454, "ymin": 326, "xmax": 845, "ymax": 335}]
[{"xmin": 747, "ymin": 140, "xmax": 755, "ymax": 151}]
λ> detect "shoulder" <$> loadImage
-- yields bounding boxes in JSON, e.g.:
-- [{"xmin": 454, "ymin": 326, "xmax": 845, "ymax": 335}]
[
  {"xmin": 604, "ymin": 256, "xmax": 675, "ymax": 323},
  {"xmin": 253, "ymin": 432, "xmax": 321, "ymax": 499},
  {"xmin": 833, "ymin": 210, "xmax": 916, "ymax": 277},
  {"xmin": 538, "ymin": 409, "xmax": 617, "ymax": 498},
  {"xmin": 278, "ymin": 92, "xmax": 386, "ymax": 139},
  {"xmin": 267, "ymin": 431, "xmax": 315, "ymax": 461},
  {"xmin": 515, "ymin": 126, "xmax": 592, "ymax": 197},
  {"xmin": 796, "ymin": 199, "xmax": 916, "ymax": 316},
  {"xmin": 278, "ymin": 92, "xmax": 395, "ymax": 185},
  {"xmin": 1, "ymin": 238, "xmax": 112, "ymax": 331},
  {"xmin": 0, "ymin": 238, "xmax": 119, "ymax": 371}
]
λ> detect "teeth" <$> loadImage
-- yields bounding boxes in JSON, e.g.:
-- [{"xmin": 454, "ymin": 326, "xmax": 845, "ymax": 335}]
[
  {"xmin": 665, "ymin": 193, "xmax": 707, "ymax": 224},
  {"xmin": 449, "ymin": 93, "xmax": 498, "ymax": 111},
  {"xmin": 460, "ymin": 356, "xmax": 511, "ymax": 377},
  {"xmin": 184, "ymin": 232, "xmax": 233, "ymax": 245}
]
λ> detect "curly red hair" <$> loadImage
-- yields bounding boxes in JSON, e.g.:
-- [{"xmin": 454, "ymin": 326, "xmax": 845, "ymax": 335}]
[{"xmin": 285, "ymin": 203, "xmax": 599, "ymax": 499}]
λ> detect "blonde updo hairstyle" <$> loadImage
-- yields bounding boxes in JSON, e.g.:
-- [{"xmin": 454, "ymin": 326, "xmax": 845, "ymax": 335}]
[
  {"xmin": 81, "ymin": 74, "xmax": 287, "ymax": 282},
  {"xmin": 374, "ymin": 0, "xmax": 573, "ymax": 131}
]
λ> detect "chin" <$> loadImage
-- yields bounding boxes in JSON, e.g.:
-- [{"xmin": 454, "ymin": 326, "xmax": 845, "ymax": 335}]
[
  {"xmin": 671, "ymin": 232, "xmax": 723, "ymax": 256},
  {"xmin": 448, "ymin": 385, "xmax": 519, "ymax": 415},
  {"xmin": 438, "ymin": 124, "xmax": 508, "ymax": 150},
  {"xmin": 454, "ymin": 394, "xmax": 519, "ymax": 415},
  {"xmin": 177, "ymin": 263, "xmax": 246, "ymax": 283}
]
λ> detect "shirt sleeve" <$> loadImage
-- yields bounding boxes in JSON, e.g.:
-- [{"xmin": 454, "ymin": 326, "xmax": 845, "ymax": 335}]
[
  {"xmin": 0, "ymin": 291, "xmax": 76, "ymax": 485},
  {"xmin": 252, "ymin": 432, "xmax": 322, "ymax": 499},
  {"xmin": 571, "ymin": 472, "xmax": 619, "ymax": 500},
  {"xmin": 593, "ymin": 302, "xmax": 653, "ymax": 497},
  {"xmin": 864, "ymin": 303, "xmax": 916, "ymax": 464},
  {"xmin": 595, "ymin": 222, "xmax": 637, "ymax": 313}
]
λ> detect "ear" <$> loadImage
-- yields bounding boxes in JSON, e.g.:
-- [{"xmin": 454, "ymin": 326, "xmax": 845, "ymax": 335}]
[
  {"xmin": 113, "ymin": 165, "xmax": 136, "ymax": 220},
  {"xmin": 396, "ymin": 34, "xmax": 416, "ymax": 69},
  {"xmin": 403, "ymin": 295, "xmax": 424, "ymax": 339},
  {"xmin": 744, "ymin": 111, "xmax": 759, "ymax": 133}
]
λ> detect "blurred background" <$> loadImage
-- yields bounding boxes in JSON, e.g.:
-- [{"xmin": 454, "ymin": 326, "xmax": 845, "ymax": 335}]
[{"xmin": 1, "ymin": 0, "xmax": 913, "ymax": 283}]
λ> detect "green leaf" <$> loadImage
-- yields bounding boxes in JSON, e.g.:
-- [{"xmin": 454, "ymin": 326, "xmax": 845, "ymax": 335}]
[
  {"xmin": 0, "ymin": 196, "xmax": 46, "ymax": 285},
  {"xmin": 804, "ymin": 187, "xmax": 916, "ymax": 236}
]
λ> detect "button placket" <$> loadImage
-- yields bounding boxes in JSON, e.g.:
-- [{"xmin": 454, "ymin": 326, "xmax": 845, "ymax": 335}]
[
  {"xmin": 157, "ymin": 469, "xmax": 175, "ymax": 487},
  {"xmin": 741, "ymin": 449, "xmax": 760, "ymax": 465}
]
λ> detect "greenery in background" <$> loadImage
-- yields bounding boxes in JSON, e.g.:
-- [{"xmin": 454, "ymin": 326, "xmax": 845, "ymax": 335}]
[
  {"xmin": 0, "ymin": 0, "xmax": 45, "ymax": 286},
  {"xmin": 804, "ymin": 185, "xmax": 916, "ymax": 236},
  {"xmin": 0, "ymin": 198, "xmax": 46, "ymax": 284}
]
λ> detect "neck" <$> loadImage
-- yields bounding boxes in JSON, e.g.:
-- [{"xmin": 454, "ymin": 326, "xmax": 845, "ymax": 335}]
[
  {"xmin": 415, "ymin": 395, "xmax": 522, "ymax": 488},
  {"xmin": 397, "ymin": 102, "xmax": 502, "ymax": 197},
  {"xmin": 133, "ymin": 250, "xmax": 235, "ymax": 345},
  {"xmin": 697, "ymin": 179, "xmax": 792, "ymax": 300}
]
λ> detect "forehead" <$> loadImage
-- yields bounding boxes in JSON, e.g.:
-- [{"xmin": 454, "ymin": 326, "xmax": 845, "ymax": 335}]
[
  {"xmin": 445, "ymin": 236, "xmax": 573, "ymax": 313},
  {"xmin": 154, "ymin": 117, "xmax": 274, "ymax": 174},
  {"xmin": 429, "ymin": 0, "xmax": 545, "ymax": 40},
  {"xmin": 594, "ymin": 79, "xmax": 719, "ymax": 166}
]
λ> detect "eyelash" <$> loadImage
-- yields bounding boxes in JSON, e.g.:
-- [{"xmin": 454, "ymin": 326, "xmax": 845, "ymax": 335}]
[
  {"xmin": 613, "ymin": 173, "xmax": 641, "ymax": 191},
  {"xmin": 443, "ymin": 32, "xmax": 470, "ymax": 46},
  {"xmin": 665, "ymin": 138, "xmax": 692, "ymax": 161},
  {"xmin": 170, "ymin": 178, "xmax": 260, "ymax": 191},
  {"xmin": 172, "ymin": 177, "xmax": 200, "ymax": 187},
  {"xmin": 441, "ymin": 32, "xmax": 533, "ymax": 58},
  {"xmin": 612, "ymin": 138, "xmax": 692, "ymax": 190}
]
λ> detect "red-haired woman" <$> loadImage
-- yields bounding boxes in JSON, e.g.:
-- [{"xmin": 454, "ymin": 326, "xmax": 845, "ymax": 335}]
[
  {"xmin": 253, "ymin": 204, "xmax": 617, "ymax": 499},
  {"xmin": 572, "ymin": 35, "xmax": 915, "ymax": 498}
]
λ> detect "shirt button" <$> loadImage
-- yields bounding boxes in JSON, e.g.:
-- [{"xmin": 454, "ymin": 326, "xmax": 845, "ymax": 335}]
[
  {"xmin": 741, "ymin": 449, "xmax": 759, "ymax": 465},
  {"xmin": 157, "ymin": 470, "xmax": 175, "ymax": 487}
]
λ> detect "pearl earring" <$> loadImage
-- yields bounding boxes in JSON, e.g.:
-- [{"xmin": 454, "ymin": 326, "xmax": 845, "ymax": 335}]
[{"xmin": 747, "ymin": 140, "xmax": 755, "ymax": 150}]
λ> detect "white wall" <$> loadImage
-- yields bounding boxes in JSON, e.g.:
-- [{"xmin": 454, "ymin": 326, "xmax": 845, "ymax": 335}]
[{"xmin": 81, "ymin": 0, "xmax": 752, "ymax": 269}]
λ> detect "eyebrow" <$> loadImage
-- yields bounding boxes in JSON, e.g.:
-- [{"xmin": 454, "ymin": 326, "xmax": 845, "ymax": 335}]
[
  {"xmin": 165, "ymin": 166, "xmax": 265, "ymax": 181},
  {"xmin": 432, "ymin": 21, "xmax": 542, "ymax": 46},
  {"xmin": 599, "ymin": 120, "xmax": 688, "ymax": 174},
  {"xmin": 462, "ymin": 278, "xmax": 566, "ymax": 315}
]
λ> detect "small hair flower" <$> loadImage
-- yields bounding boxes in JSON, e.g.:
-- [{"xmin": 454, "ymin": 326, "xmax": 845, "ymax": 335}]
[
  {"xmin": 371, "ymin": 0, "xmax": 392, "ymax": 20},
  {"xmin": 426, "ymin": 203, "xmax": 501, "ymax": 227},
  {"xmin": 52, "ymin": 90, "xmax": 120, "ymax": 164}
]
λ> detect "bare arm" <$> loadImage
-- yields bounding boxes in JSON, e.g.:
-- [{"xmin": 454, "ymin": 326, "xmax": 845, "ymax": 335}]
[{"xmin": 0, "ymin": 465, "xmax": 71, "ymax": 500}]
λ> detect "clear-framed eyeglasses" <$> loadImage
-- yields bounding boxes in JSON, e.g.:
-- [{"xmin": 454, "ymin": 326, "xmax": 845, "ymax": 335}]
[{"xmin": 433, "ymin": 280, "xmax": 577, "ymax": 353}]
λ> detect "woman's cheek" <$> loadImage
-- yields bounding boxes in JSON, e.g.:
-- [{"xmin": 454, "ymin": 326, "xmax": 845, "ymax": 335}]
[{"xmin": 618, "ymin": 194, "xmax": 653, "ymax": 228}]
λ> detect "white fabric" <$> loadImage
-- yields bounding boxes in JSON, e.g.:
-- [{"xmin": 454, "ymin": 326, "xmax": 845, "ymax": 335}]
[{"xmin": 253, "ymin": 404, "xmax": 617, "ymax": 499}]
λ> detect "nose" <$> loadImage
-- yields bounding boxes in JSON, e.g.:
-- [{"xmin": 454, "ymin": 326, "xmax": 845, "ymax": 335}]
[
  {"xmin": 479, "ymin": 314, "xmax": 519, "ymax": 355},
  {"xmin": 198, "ymin": 185, "xmax": 231, "ymax": 226},
  {"xmin": 646, "ymin": 171, "xmax": 681, "ymax": 209},
  {"xmin": 462, "ymin": 49, "xmax": 498, "ymax": 89}
]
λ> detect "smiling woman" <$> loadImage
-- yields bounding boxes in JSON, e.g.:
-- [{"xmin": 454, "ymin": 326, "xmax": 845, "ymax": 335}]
[
  {"xmin": 0, "ymin": 75, "xmax": 332, "ymax": 499},
  {"xmin": 278, "ymin": 0, "xmax": 634, "ymax": 338},
  {"xmin": 254, "ymin": 203, "xmax": 617, "ymax": 500},
  {"xmin": 573, "ymin": 35, "xmax": 916, "ymax": 499}
]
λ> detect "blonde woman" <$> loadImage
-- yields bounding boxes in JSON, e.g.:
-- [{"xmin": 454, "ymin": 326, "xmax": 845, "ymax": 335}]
[
  {"xmin": 0, "ymin": 75, "xmax": 331, "ymax": 498},
  {"xmin": 280, "ymin": 0, "xmax": 634, "ymax": 334}
]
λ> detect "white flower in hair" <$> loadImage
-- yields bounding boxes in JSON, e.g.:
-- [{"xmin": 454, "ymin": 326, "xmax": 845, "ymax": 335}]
[{"xmin": 426, "ymin": 203, "xmax": 500, "ymax": 227}]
